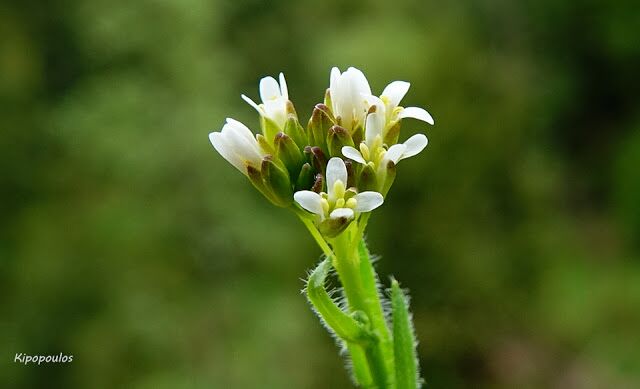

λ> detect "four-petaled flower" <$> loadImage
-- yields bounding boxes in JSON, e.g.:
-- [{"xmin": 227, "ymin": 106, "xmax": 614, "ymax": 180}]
[
  {"xmin": 242, "ymin": 73, "xmax": 290, "ymax": 130},
  {"xmin": 294, "ymin": 158, "xmax": 383, "ymax": 222}
]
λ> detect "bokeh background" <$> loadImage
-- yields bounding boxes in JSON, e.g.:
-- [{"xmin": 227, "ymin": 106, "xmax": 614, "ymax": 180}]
[{"xmin": 2, "ymin": 0, "xmax": 639, "ymax": 388}]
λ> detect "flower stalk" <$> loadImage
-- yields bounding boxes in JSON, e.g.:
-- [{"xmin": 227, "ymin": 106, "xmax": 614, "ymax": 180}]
[{"xmin": 208, "ymin": 67, "xmax": 433, "ymax": 388}]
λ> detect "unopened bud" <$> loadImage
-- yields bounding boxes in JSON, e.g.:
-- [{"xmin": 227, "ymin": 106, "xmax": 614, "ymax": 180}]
[
  {"xmin": 327, "ymin": 125, "xmax": 355, "ymax": 157},
  {"xmin": 284, "ymin": 115, "xmax": 308, "ymax": 151},
  {"xmin": 295, "ymin": 163, "xmax": 314, "ymax": 191},
  {"xmin": 308, "ymin": 104, "xmax": 334, "ymax": 155},
  {"xmin": 305, "ymin": 146, "xmax": 327, "ymax": 178},
  {"xmin": 261, "ymin": 157, "xmax": 293, "ymax": 207},
  {"xmin": 275, "ymin": 132, "xmax": 303, "ymax": 177}
]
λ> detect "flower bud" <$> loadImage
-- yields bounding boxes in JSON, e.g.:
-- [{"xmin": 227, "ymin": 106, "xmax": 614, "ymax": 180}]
[
  {"xmin": 261, "ymin": 157, "xmax": 293, "ymax": 207},
  {"xmin": 304, "ymin": 146, "xmax": 327, "ymax": 179},
  {"xmin": 256, "ymin": 134, "xmax": 275, "ymax": 155},
  {"xmin": 327, "ymin": 125, "xmax": 355, "ymax": 157},
  {"xmin": 274, "ymin": 132, "xmax": 303, "ymax": 177},
  {"xmin": 308, "ymin": 104, "xmax": 334, "ymax": 155},
  {"xmin": 295, "ymin": 162, "xmax": 314, "ymax": 191},
  {"xmin": 284, "ymin": 114, "xmax": 308, "ymax": 151},
  {"xmin": 358, "ymin": 162, "xmax": 378, "ymax": 192}
]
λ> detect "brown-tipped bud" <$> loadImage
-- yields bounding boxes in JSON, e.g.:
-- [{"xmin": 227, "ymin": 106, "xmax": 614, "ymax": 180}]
[
  {"xmin": 261, "ymin": 157, "xmax": 293, "ymax": 207},
  {"xmin": 311, "ymin": 173, "xmax": 324, "ymax": 193},
  {"xmin": 309, "ymin": 146, "xmax": 327, "ymax": 178},
  {"xmin": 379, "ymin": 159, "xmax": 397, "ymax": 196},
  {"xmin": 344, "ymin": 159, "xmax": 356, "ymax": 188},
  {"xmin": 327, "ymin": 125, "xmax": 355, "ymax": 157},
  {"xmin": 295, "ymin": 163, "xmax": 314, "ymax": 191},
  {"xmin": 384, "ymin": 121, "xmax": 401, "ymax": 146},
  {"xmin": 285, "ymin": 100, "xmax": 298, "ymax": 117},
  {"xmin": 308, "ymin": 104, "xmax": 334, "ymax": 155},
  {"xmin": 359, "ymin": 162, "xmax": 378, "ymax": 192},
  {"xmin": 274, "ymin": 132, "xmax": 303, "ymax": 177},
  {"xmin": 247, "ymin": 164, "xmax": 278, "ymax": 205},
  {"xmin": 284, "ymin": 115, "xmax": 308, "ymax": 151}
]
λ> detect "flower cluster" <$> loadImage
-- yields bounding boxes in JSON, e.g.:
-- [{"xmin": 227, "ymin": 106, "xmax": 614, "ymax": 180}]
[{"xmin": 209, "ymin": 67, "xmax": 433, "ymax": 236}]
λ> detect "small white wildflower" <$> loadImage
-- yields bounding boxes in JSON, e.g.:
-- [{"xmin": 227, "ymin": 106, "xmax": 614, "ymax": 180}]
[
  {"xmin": 294, "ymin": 157, "xmax": 383, "ymax": 222},
  {"xmin": 241, "ymin": 72, "xmax": 289, "ymax": 130},
  {"xmin": 328, "ymin": 67, "xmax": 372, "ymax": 132}
]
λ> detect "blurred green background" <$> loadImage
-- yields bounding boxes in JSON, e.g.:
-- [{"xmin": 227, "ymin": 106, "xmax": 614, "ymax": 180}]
[{"xmin": 2, "ymin": 0, "xmax": 639, "ymax": 388}]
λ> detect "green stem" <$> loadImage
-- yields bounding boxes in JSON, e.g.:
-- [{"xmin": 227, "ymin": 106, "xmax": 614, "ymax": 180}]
[{"xmin": 331, "ymin": 221, "xmax": 395, "ymax": 388}]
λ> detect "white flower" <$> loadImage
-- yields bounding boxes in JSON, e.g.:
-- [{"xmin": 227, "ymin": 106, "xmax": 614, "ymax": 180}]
[
  {"xmin": 209, "ymin": 118, "xmax": 266, "ymax": 175},
  {"xmin": 365, "ymin": 81, "xmax": 434, "ymax": 125},
  {"xmin": 241, "ymin": 73, "xmax": 289, "ymax": 129},
  {"xmin": 329, "ymin": 67, "xmax": 372, "ymax": 131},
  {"xmin": 341, "ymin": 111, "xmax": 428, "ymax": 166},
  {"xmin": 294, "ymin": 157, "xmax": 384, "ymax": 221}
]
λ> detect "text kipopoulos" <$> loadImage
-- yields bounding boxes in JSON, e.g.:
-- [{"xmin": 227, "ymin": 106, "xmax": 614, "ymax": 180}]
[{"xmin": 14, "ymin": 353, "xmax": 73, "ymax": 365}]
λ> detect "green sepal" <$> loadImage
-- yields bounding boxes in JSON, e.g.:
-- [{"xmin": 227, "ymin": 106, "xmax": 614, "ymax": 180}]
[
  {"xmin": 351, "ymin": 124, "xmax": 365, "ymax": 146},
  {"xmin": 257, "ymin": 134, "xmax": 275, "ymax": 155},
  {"xmin": 327, "ymin": 125, "xmax": 355, "ymax": 157},
  {"xmin": 323, "ymin": 89, "xmax": 333, "ymax": 116},
  {"xmin": 379, "ymin": 159, "xmax": 397, "ymax": 196},
  {"xmin": 275, "ymin": 132, "xmax": 303, "ymax": 177},
  {"xmin": 247, "ymin": 164, "xmax": 283, "ymax": 207},
  {"xmin": 260, "ymin": 115, "xmax": 281, "ymax": 146},
  {"xmin": 306, "ymin": 259, "xmax": 375, "ymax": 344},
  {"xmin": 318, "ymin": 215, "xmax": 352, "ymax": 238},
  {"xmin": 261, "ymin": 157, "xmax": 293, "ymax": 207},
  {"xmin": 359, "ymin": 162, "xmax": 378, "ymax": 192},
  {"xmin": 295, "ymin": 162, "xmax": 314, "ymax": 191},
  {"xmin": 391, "ymin": 278, "xmax": 420, "ymax": 389},
  {"xmin": 384, "ymin": 121, "xmax": 401, "ymax": 146}
]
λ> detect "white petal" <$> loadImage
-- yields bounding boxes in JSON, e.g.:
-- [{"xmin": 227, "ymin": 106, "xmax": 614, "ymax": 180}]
[
  {"xmin": 354, "ymin": 192, "xmax": 384, "ymax": 212},
  {"xmin": 294, "ymin": 191, "xmax": 324, "ymax": 216},
  {"xmin": 209, "ymin": 132, "xmax": 245, "ymax": 173},
  {"xmin": 330, "ymin": 67, "xmax": 341, "ymax": 92},
  {"xmin": 326, "ymin": 157, "xmax": 348, "ymax": 191},
  {"xmin": 341, "ymin": 146, "xmax": 366, "ymax": 164},
  {"xmin": 241, "ymin": 94, "xmax": 263, "ymax": 115},
  {"xmin": 329, "ymin": 207, "xmax": 354, "ymax": 220},
  {"xmin": 397, "ymin": 106, "xmax": 434, "ymax": 125},
  {"xmin": 259, "ymin": 76, "xmax": 281, "ymax": 102},
  {"xmin": 365, "ymin": 112, "xmax": 384, "ymax": 146},
  {"xmin": 384, "ymin": 144, "xmax": 407, "ymax": 164},
  {"xmin": 381, "ymin": 81, "xmax": 410, "ymax": 109},
  {"xmin": 225, "ymin": 118, "xmax": 257, "ymax": 145},
  {"xmin": 401, "ymin": 134, "xmax": 428, "ymax": 159},
  {"xmin": 345, "ymin": 67, "xmax": 372, "ymax": 96},
  {"xmin": 278, "ymin": 72, "xmax": 288, "ymax": 99}
]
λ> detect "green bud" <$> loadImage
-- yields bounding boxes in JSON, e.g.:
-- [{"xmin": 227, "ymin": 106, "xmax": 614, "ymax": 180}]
[
  {"xmin": 261, "ymin": 157, "xmax": 293, "ymax": 207},
  {"xmin": 308, "ymin": 104, "xmax": 334, "ymax": 155},
  {"xmin": 327, "ymin": 125, "xmax": 355, "ymax": 157},
  {"xmin": 275, "ymin": 132, "xmax": 303, "ymax": 177},
  {"xmin": 359, "ymin": 162, "xmax": 378, "ymax": 192},
  {"xmin": 295, "ymin": 163, "xmax": 314, "ymax": 191},
  {"xmin": 284, "ymin": 114, "xmax": 308, "ymax": 151},
  {"xmin": 384, "ymin": 121, "xmax": 401, "ymax": 146}
]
